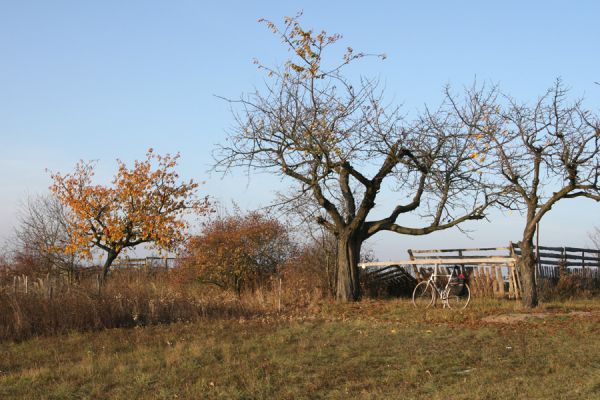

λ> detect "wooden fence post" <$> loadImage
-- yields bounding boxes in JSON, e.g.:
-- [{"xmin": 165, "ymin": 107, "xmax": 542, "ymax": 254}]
[
  {"xmin": 407, "ymin": 249, "xmax": 420, "ymax": 282},
  {"xmin": 278, "ymin": 277, "xmax": 282, "ymax": 312},
  {"xmin": 496, "ymin": 265, "xmax": 505, "ymax": 297}
]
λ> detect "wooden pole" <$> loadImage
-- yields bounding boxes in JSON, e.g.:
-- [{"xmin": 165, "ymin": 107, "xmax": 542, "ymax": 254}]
[
  {"xmin": 278, "ymin": 277, "xmax": 282, "ymax": 312},
  {"xmin": 535, "ymin": 221, "xmax": 540, "ymax": 285},
  {"xmin": 407, "ymin": 249, "xmax": 420, "ymax": 282}
]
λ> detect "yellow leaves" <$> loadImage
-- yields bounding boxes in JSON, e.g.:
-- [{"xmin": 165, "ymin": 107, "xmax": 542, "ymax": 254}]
[
  {"xmin": 289, "ymin": 63, "xmax": 305, "ymax": 73},
  {"xmin": 49, "ymin": 150, "xmax": 210, "ymax": 259},
  {"xmin": 259, "ymin": 14, "xmax": 369, "ymax": 81},
  {"xmin": 469, "ymin": 152, "xmax": 486, "ymax": 163}
]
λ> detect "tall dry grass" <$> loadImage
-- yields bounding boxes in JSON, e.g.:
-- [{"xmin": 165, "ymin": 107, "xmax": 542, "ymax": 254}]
[
  {"xmin": 0, "ymin": 271, "xmax": 276, "ymax": 340},
  {"xmin": 0, "ymin": 265, "xmax": 325, "ymax": 342}
]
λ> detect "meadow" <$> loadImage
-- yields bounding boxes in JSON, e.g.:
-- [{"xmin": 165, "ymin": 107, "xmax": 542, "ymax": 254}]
[{"xmin": 1, "ymin": 298, "xmax": 599, "ymax": 399}]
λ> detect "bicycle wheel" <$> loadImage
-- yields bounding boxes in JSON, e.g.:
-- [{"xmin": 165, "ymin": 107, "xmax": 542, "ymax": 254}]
[
  {"xmin": 412, "ymin": 281, "xmax": 435, "ymax": 309},
  {"xmin": 446, "ymin": 283, "xmax": 470, "ymax": 310}
]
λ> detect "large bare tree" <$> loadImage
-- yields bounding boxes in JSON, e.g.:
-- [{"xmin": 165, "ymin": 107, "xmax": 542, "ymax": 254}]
[
  {"xmin": 446, "ymin": 81, "xmax": 600, "ymax": 307},
  {"xmin": 216, "ymin": 15, "xmax": 495, "ymax": 301}
]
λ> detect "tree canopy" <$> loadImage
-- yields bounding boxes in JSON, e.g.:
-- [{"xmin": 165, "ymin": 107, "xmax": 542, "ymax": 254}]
[
  {"xmin": 216, "ymin": 14, "xmax": 497, "ymax": 300},
  {"xmin": 50, "ymin": 149, "xmax": 209, "ymax": 279}
]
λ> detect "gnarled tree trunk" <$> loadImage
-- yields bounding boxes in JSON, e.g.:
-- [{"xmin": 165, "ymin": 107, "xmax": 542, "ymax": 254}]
[
  {"xmin": 101, "ymin": 250, "xmax": 119, "ymax": 282},
  {"xmin": 335, "ymin": 233, "xmax": 362, "ymax": 301},
  {"xmin": 518, "ymin": 238, "xmax": 538, "ymax": 308}
]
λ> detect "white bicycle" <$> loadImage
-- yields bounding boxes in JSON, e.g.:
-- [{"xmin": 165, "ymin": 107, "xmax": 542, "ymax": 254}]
[{"xmin": 412, "ymin": 265, "xmax": 471, "ymax": 310}]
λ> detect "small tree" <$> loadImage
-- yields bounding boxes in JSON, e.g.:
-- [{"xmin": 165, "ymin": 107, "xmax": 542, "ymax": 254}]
[
  {"xmin": 50, "ymin": 149, "xmax": 209, "ymax": 280},
  {"xmin": 446, "ymin": 81, "xmax": 600, "ymax": 307},
  {"xmin": 12, "ymin": 194, "xmax": 78, "ymax": 279},
  {"xmin": 216, "ymin": 14, "xmax": 495, "ymax": 301},
  {"xmin": 185, "ymin": 211, "xmax": 294, "ymax": 295}
]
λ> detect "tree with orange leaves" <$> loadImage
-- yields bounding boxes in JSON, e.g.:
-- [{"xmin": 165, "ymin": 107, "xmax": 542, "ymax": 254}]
[
  {"xmin": 50, "ymin": 149, "xmax": 209, "ymax": 280},
  {"xmin": 184, "ymin": 210, "xmax": 294, "ymax": 295}
]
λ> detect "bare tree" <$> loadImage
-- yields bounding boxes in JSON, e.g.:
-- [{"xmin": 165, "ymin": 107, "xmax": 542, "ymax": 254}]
[
  {"xmin": 215, "ymin": 14, "xmax": 494, "ymax": 301},
  {"xmin": 13, "ymin": 194, "xmax": 79, "ymax": 279},
  {"xmin": 446, "ymin": 81, "xmax": 600, "ymax": 307}
]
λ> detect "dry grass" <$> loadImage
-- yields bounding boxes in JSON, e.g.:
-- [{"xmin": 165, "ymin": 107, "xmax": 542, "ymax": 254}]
[
  {"xmin": 0, "ymin": 269, "xmax": 311, "ymax": 342},
  {"xmin": 1, "ymin": 298, "xmax": 600, "ymax": 399},
  {"xmin": 2, "ymin": 263, "xmax": 600, "ymax": 398}
]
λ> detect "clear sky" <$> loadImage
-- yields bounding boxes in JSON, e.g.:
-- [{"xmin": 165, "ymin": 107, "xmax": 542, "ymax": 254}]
[{"xmin": 1, "ymin": 1, "xmax": 599, "ymax": 260}]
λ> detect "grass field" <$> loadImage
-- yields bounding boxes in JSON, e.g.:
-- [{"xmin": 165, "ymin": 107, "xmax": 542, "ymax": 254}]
[{"xmin": 1, "ymin": 299, "xmax": 600, "ymax": 399}]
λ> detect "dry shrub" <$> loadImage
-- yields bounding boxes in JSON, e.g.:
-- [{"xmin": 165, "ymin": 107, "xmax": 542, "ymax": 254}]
[
  {"xmin": 280, "ymin": 234, "xmax": 337, "ymax": 304},
  {"xmin": 538, "ymin": 270, "xmax": 600, "ymax": 301},
  {"xmin": 183, "ymin": 211, "xmax": 294, "ymax": 295}
]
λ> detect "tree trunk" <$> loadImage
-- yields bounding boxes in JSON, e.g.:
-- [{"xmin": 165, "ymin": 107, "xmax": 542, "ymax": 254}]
[
  {"xmin": 101, "ymin": 250, "xmax": 119, "ymax": 282},
  {"xmin": 335, "ymin": 233, "xmax": 362, "ymax": 301},
  {"xmin": 518, "ymin": 239, "xmax": 538, "ymax": 308}
]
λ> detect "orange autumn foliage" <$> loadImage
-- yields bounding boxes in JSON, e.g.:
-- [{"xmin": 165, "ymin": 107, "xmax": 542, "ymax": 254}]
[
  {"xmin": 184, "ymin": 211, "xmax": 294, "ymax": 295},
  {"xmin": 50, "ymin": 149, "xmax": 209, "ymax": 278}
]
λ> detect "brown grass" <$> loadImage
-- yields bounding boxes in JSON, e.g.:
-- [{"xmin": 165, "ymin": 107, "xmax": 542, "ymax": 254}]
[
  {"xmin": 0, "ymin": 268, "xmax": 311, "ymax": 342},
  {"xmin": 1, "ymin": 298, "xmax": 600, "ymax": 399}
]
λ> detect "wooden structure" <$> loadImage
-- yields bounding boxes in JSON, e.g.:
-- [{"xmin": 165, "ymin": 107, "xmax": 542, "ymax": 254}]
[
  {"xmin": 359, "ymin": 242, "xmax": 600, "ymax": 300},
  {"xmin": 360, "ymin": 265, "xmax": 417, "ymax": 297},
  {"xmin": 407, "ymin": 246, "xmax": 520, "ymax": 299},
  {"xmin": 359, "ymin": 245, "xmax": 521, "ymax": 299}
]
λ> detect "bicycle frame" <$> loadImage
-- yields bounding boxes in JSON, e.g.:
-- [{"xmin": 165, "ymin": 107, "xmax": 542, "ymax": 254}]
[{"xmin": 424, "ymin": 264, "xmax": 460, "ymax": 308}]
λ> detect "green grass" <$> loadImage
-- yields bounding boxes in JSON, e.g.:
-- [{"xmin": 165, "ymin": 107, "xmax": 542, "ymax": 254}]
[{"xmin": 1, "ymin": 299, "xmax": 600, "ymax": 399}]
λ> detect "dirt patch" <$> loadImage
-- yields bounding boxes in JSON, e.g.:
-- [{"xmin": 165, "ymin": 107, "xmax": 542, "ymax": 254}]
[{"xmin": 482, "ymin": 310, "xmax": 600, "ymax": 324}]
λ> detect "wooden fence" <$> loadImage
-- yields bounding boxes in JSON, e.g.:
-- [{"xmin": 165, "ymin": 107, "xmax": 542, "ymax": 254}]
[
  {"xmin": 112, "ymin": 256, "xmax": 178, "ymax": 270},
  {"xmin": 511, "ymin": 243, "xmax": 600, "ymax": 281}
]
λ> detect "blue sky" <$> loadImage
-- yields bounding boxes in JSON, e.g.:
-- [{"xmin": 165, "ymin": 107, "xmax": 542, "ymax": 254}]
[{"xmin": 1, "ymin": 1, "xmax": 599, "ymax": 259}]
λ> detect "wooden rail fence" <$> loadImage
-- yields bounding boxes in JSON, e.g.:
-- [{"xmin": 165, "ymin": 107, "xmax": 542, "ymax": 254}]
[{"xmin": 511, "ymin": 243, "xmax": 600, "ymax": 281}]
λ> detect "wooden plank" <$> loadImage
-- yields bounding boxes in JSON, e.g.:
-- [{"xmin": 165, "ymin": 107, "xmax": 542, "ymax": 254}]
[
  {"xmin": 407, "ymin": 249, "xmax": 420, "ymax": 282},
  {"xmin": 410, "ymin": 254, "xmax": 515, "ymax": 260},
  {"xmin": 564, "ymin": 246, "xmax": 600, "ymax": 254},
  {"xmin": 511, "ymin": 265, "xmax": 518, "ymax": 299},
  {"xmin": 410, "ymin": 247, "xmax": 509, "ymax": 254},
  {"xmin": 513, "ymin": 251, "xmax": 600, "ymax": 263},
  {"xmin": 366, "ymin": 269, "xmax": 405, "ymax": 281},
  {"xmin": 496, "ymin": 265, "xmax": 505, "ymax": 297},
  {"xmin": 363, "ymin": 265, "xmax": 400, "ymax": 276},
  {"xmin": 514, "ymin": 264, "xmax": 522, "ymax": 300},
  {"xmin": 564, "ymin": 261, "xmax": 600, "ymax": 268},
  {"xmin": 522, "ymin": 259, "xmax": 600, "ymax": 267},
  {"xmin": 358, "ymin": 257, "xmax": 516, "ymax": 268},
  {"xmin": 508, "ymin": 266, "xmax": 515, "ymax": 299},
  {"xmin": 513, "ymin": 244, "xmax": 565, "ymax": 252}
]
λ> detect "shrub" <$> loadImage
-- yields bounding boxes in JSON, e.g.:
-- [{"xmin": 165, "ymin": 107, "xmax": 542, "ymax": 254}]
[{"xmin": 183, "ymin": 211, "xmax": 295, "ymax": 295}]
